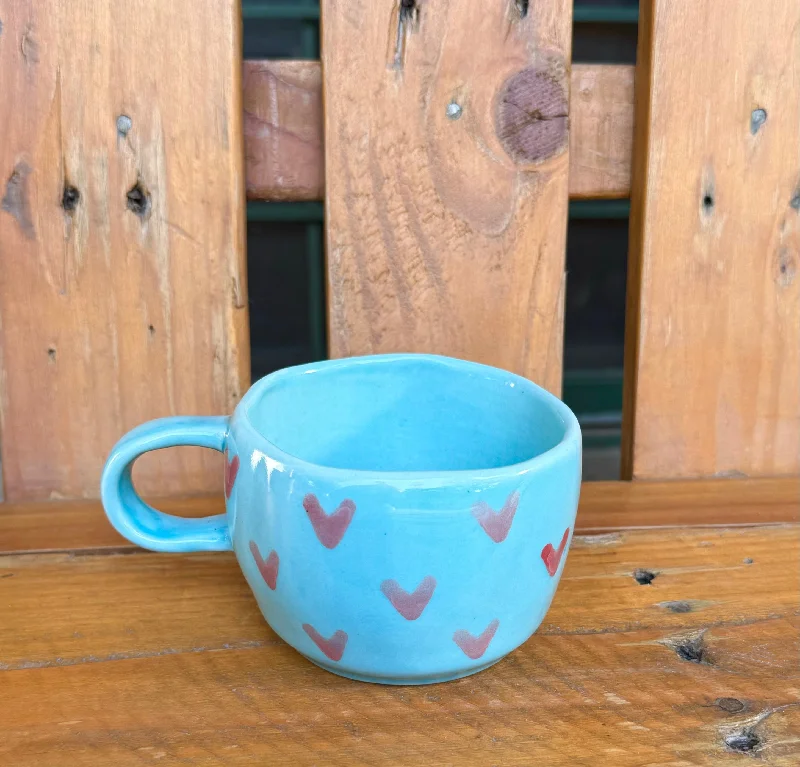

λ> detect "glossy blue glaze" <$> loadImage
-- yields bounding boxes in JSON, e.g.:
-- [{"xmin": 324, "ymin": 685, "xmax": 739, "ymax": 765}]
[
  {"xmin": 102, "ymin": 354, "xmax": 582, "ymax": 685},
  {"xmin": 101, "ymin": 416, "xmax": 232, "ymax": 552}
]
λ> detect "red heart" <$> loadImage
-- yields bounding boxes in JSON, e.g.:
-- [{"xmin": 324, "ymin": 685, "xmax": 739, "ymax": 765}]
[
  {"xmin": 541, "ymin": 527, "xmax": 571, "ymax": 576},
  {"xmin": 303, "ymin": 494, "xmax": 356, "ymax": 549},
  {"xmin": 302, "ymin": 624, "xmax": 348, "ymax": 662},
  {"xmin": 224, "ymin": 452, "xmax": 239, "ymax": 499},
  {"xmin": 472, "ymin": 491, "xmax": 520, "ymax": 543},
  {"xmin": 249, "ymin": 540, "xmax": 279, "ymax": 590},
  {"xmin": 453, "ymin": 619, "xmax": 500, "ymax": 660},
  {"xmin": 381, "ymin": 576, "xmax": 436, "ymax": 621}
]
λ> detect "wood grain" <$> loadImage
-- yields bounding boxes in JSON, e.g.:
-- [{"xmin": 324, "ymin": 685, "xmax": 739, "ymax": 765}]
[
  {"xmin": 321, "ymin": 0, "xmax": 573, "ymax": 393},
  {"xmin": 0, "ymin": 0, "xmax": 249, "ymax": 501},
  {"xmin": 622, "ymin": 0, "xmax": 800, "ymax": 479},
  {"xmin": 1, "ymin": 525, "xmax": 797, "ymax": 765},
  {"xmin": 0, "ymin": 496, "xmax": 223, "ymax": 555},
  {"xmin": 569, "ymin": 64, "xmax": 634, "ymax": 199},
  {"xmin": 1, "ymin": 478, "xmax": 797, "ymax": 555},
  {"xmin": 575, "ymin": 476, "xmax": 800, "ymax": 532},
  {"xmin": 244, "ymin": 61, "xmax": 324, "ymax": 202},
  {"xmin": 243, "ymin": 61, "xmax": 633, "ymax": 202}
]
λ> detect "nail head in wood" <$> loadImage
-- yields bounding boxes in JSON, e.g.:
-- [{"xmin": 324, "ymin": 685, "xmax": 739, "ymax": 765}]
[
  {"xmin": 750, "ymin": 108, "xmax": 767, "ymax": 134},
  {"xmin": 116, "ymin": 115, "xmax": 132, "ymax": 137},
  {"xmin": 446, "ymin": 102, "xmax": 462, "ymax": 120}
]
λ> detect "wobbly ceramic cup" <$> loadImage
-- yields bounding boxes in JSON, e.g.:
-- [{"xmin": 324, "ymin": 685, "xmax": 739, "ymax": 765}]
[{"xmin": 102, "ymin": 354, "xmax": 581, "ymax": 684}]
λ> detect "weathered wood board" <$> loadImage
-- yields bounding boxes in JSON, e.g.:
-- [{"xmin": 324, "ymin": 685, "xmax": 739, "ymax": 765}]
[
  {"xmin": 0, "ymin": 0, "xmax": 249, "ymax": 500},
  {"xmin": 1, "ymin": 523, "xmax": 797, "ymax": 764},
  {"xmin": 622, "ymin": 0, "xmax": 800, "ymax": 478},
  {"xmin": 321, "ymin": 0, "xmax": 574, "ymax": 392}
]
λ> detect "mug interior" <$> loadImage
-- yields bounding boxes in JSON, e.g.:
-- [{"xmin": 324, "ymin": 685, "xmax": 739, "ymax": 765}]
[{"xmin": 245, "ymin": 355, "xmax": 570, "ymax": 473}]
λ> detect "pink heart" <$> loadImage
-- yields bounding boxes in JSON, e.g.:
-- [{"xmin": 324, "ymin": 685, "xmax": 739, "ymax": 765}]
[
  {"xmin": 224, "ymin": 452, "xmax": 239, "ymax": 499},
  {"xmin": 453, "ymin": 619, "xmax": 500, "ymax": 660},
  {"xmin": 472, "ymin": 491, "xmax": 520, "ymax": 543},
  {"xmin": 249, "ymin": 540, "xmax": 279, "ymax": 590},
  {"xmin": 541, "ymin": 527, "xmax": 570, "ymax": 576},
  {"xmin": 303, "ymin": 494, "xmax": 356, "ymax": 549},
  {"xmin": 381, "ymin": 576, "xmax": 436, "ymax": 621},
  {"xmin": 302, "ymin": 624, "xmax": 348, "ymax": 662}
]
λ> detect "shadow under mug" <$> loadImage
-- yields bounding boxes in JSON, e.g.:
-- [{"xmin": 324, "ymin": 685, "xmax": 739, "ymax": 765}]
[{"xmin": 101, "ymin": 354, "xmax": 582, "ymax": 684}]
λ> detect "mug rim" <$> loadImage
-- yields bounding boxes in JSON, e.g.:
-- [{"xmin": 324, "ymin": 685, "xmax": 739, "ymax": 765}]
[{"xmin": 234, "ymin": 353, "xmax": 581, "ymax": 486}]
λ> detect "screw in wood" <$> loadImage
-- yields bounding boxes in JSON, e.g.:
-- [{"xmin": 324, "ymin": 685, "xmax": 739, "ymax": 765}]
[
  {"xmin": 446, "ymin": 102, "xmax": 463, "ymax": 120},
  {"xmin": 116, "ymin": 115, "xmax": 133, "ymax": 137},
  {"xmin": 750, "ymin": 108, "xmax": 767, "ymax": 134}
]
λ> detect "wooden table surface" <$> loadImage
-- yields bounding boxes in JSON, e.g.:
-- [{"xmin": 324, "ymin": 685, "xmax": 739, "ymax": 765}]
[{"xmin": 1, "ymin": 480, "xmax": 798, "ymax": 765}]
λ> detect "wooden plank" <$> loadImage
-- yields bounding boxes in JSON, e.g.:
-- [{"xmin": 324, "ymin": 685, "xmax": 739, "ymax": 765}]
[
  {"xmin": 2, "ymin": 621, "xmax": 798, "ymax": 765},
  {"xmin": 243, "ymin": 61, "xmax": 634, "ymax": 202},
  {"xmin": 0, "ymin": 0, "xmax": 249, "ymax": 501},
  {"xmin": 575, "ymin": 476, "xmax": 800, "ymax": 532},
  {"xmin": 622, "ymin": 0, "xmax": 800, "ymax": 479},
  {"xmin": 1, "ymin": 525, "xmax": 797, "ymax": 764},
  {"xmin": 1, "ymin": 525, "xmax": 797, "ymax": 664},
  {"xmin": 321, "ymin": 0, "xmax": 574, "ymax": 392},
  {"xmin": 244, "ymin": 61, "xmax": 324, "ymax": 202},
  {"xmin": 568, "ymin": 64, "xmax": 634, "ymax": 199},
  {"xmin": 1, "ymin": 478, "xmax": 797, "ymax": 555},
  {"xmin": 0, "ymin": 496, "xmax": 223, "ymax": 555}
]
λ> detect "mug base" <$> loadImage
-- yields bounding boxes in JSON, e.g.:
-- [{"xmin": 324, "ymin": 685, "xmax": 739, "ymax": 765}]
[{"xmin": 302, "ymin": 654, "xmax": 503, "ymax": 685}]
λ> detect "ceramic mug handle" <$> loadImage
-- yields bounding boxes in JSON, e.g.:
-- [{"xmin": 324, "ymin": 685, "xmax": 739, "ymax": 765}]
[{"xmin": 101, "ymin": 416, "xmax": 233, "ymax": 552}]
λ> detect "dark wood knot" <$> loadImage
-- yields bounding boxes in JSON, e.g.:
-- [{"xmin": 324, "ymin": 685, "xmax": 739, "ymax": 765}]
[
  {"xmin": 496, "ymin": 64, "xmax": 568, "ymax": 164},
  {"xmin": 633, "ymin": 568, "xmax": 657, "ymax": 585}
]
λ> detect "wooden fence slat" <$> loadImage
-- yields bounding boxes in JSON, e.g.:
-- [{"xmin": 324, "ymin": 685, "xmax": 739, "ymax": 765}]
[
  {"xmin": 622, "ymin": 0, "xmax": 800, "ymax": 479},
  {"xmin": 321, "ymin": 0, "xmax": 574, "ymax": 392},
  {"xmin": 244, "ymin": 62, "xmax": 633, "ymax": 202},
  {"xmin": 0, "ymin": 0, "xmax": 249, "ymax": 501}
]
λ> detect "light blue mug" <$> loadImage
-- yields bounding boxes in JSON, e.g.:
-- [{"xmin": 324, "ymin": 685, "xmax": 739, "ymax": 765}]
[{"xmin": 101, "ymin": 354, "xmax": 581, "ymax": 684}]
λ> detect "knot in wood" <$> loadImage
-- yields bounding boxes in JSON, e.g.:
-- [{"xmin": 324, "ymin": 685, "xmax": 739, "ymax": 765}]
[
  {"xmin": 716, "ymin": 697, "xmax": 745, "ymax": 714},
  {"xmin": 633, "ymin": 568, "xmax": 656, "ymax": 585},
  {"xmin": 62, "ymin": 185, "xmax": 80, "ymax": 212},
  {"xmin": 126, "ymin": 182, "xmax": 151, "ymax": 219},
  {"xmin": 496, "ymin": 65, "xmax": 568, "ymax": 164}
]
